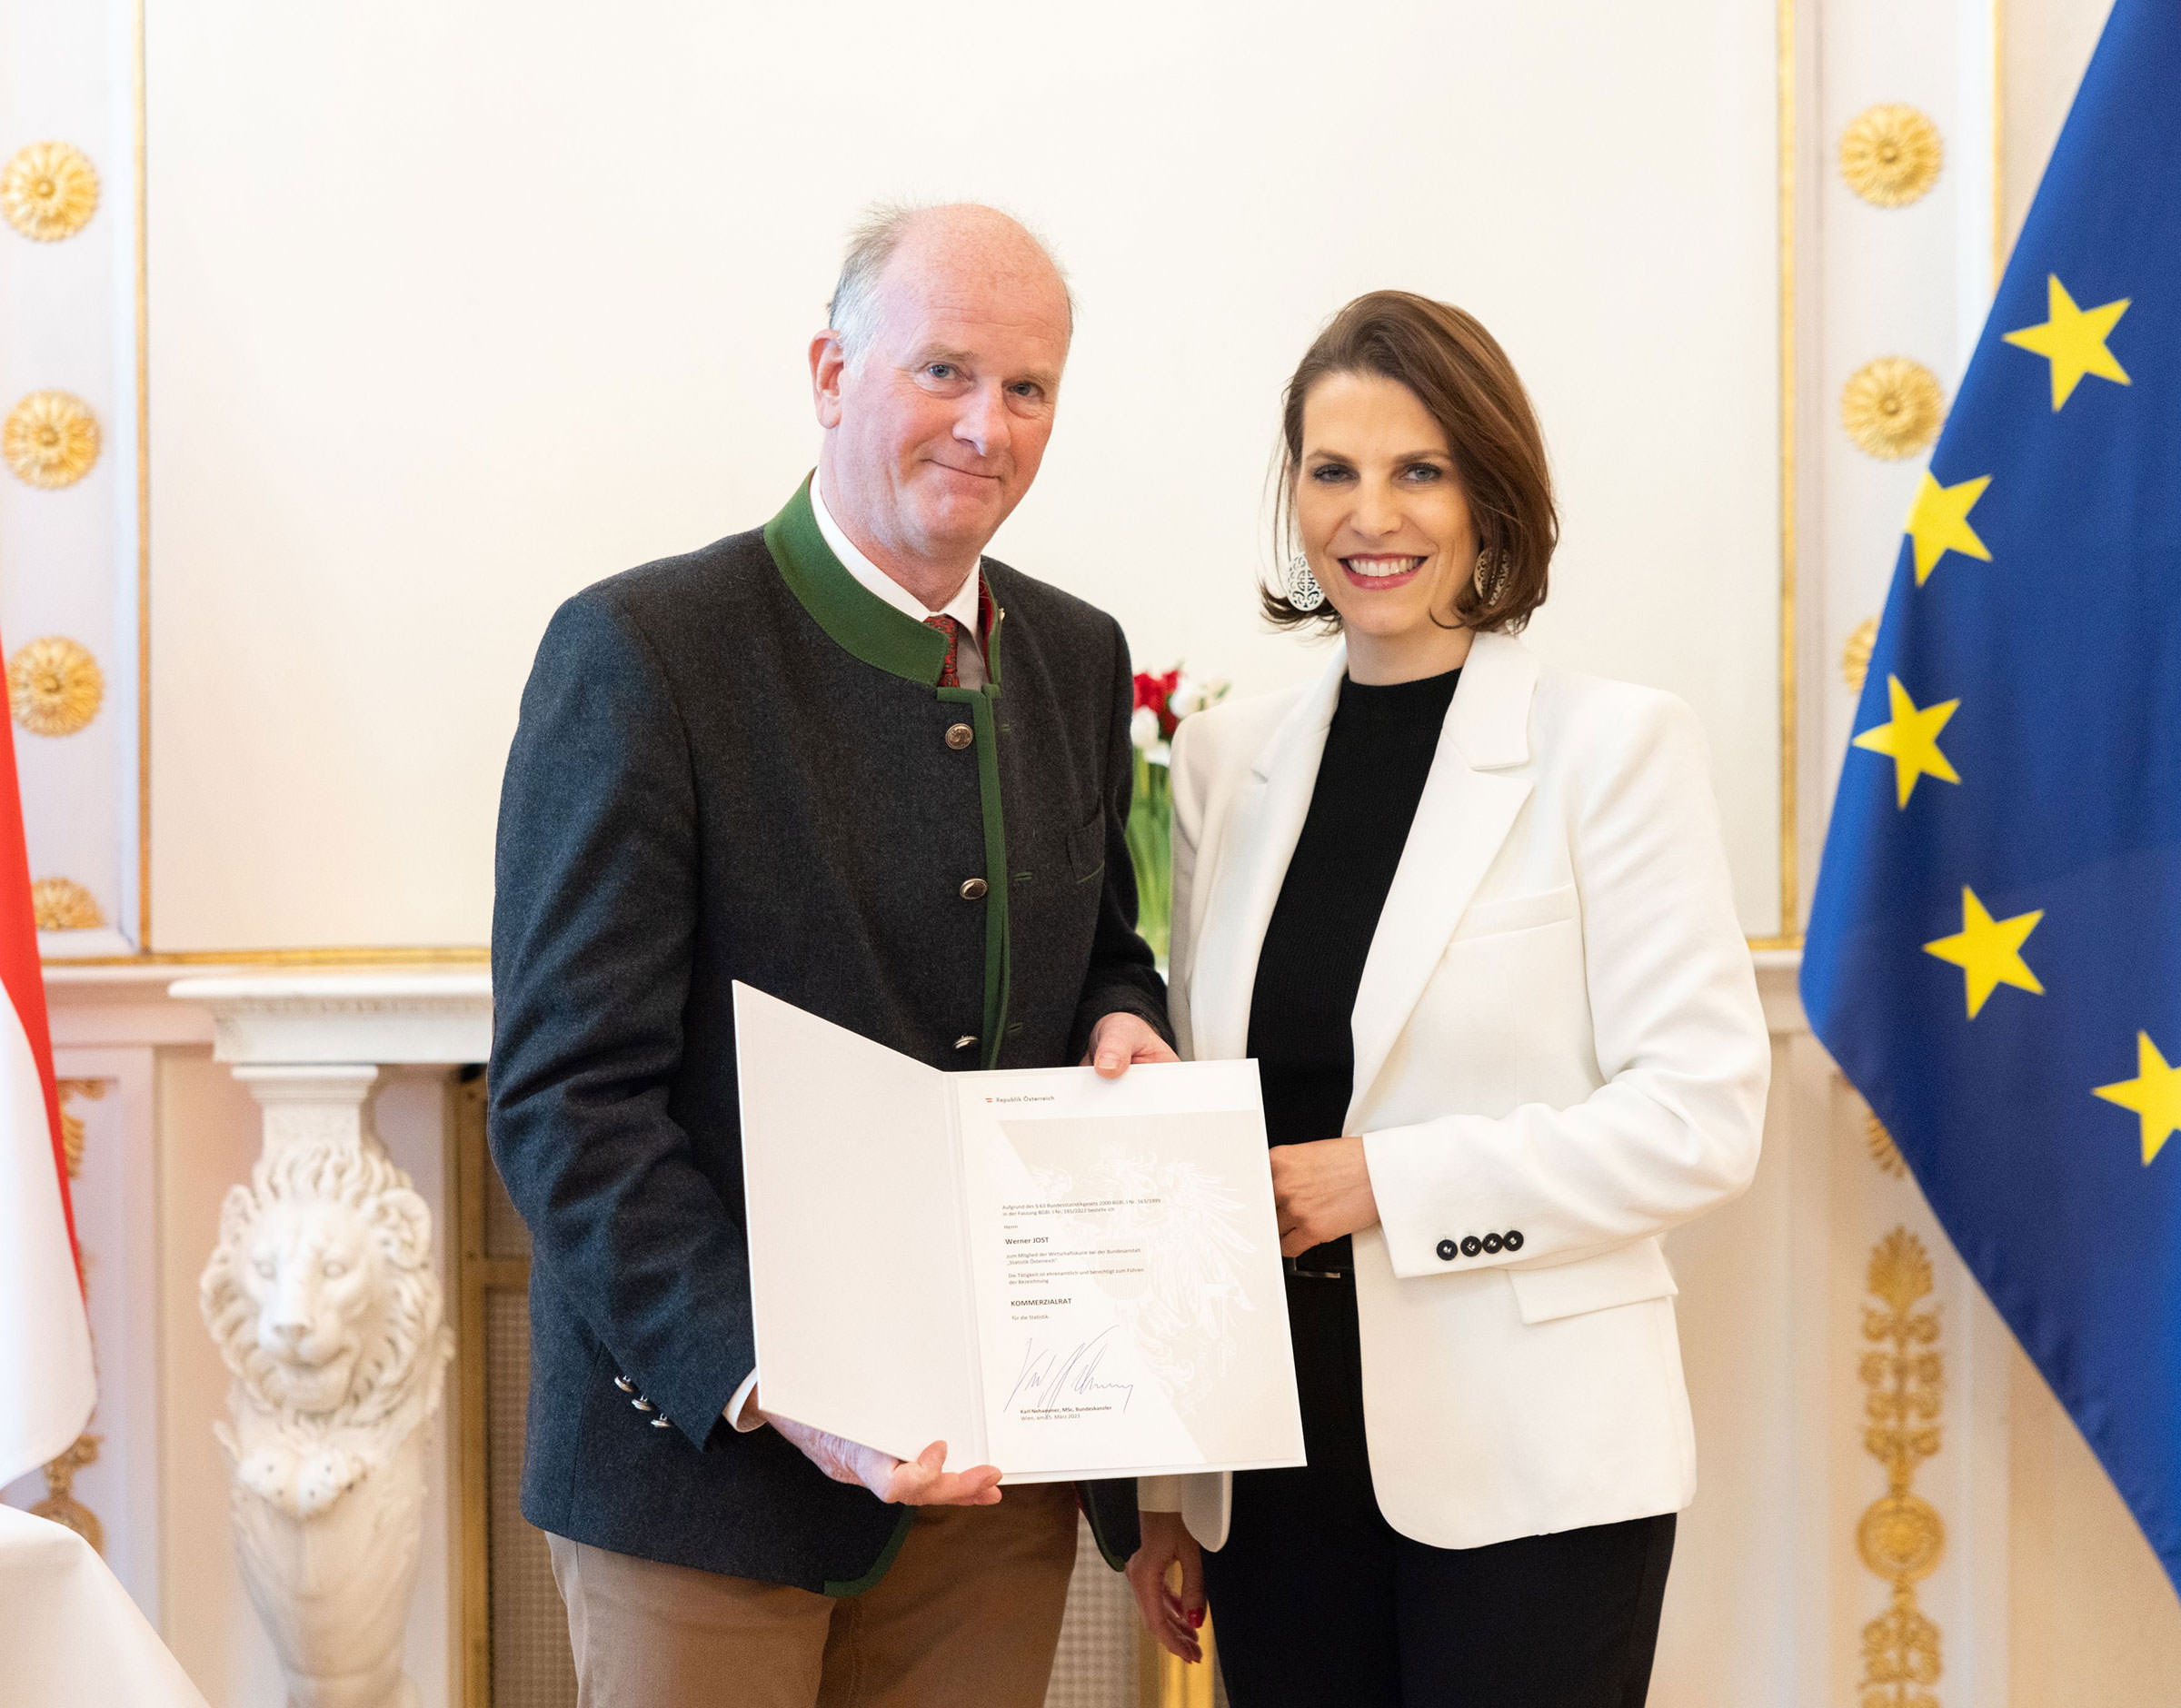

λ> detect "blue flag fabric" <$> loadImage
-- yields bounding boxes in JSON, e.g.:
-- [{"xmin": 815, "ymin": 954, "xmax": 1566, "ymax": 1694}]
[{"xmin": 1802, "ymin": 0, "xmax": 2181, "ymax": 1591}]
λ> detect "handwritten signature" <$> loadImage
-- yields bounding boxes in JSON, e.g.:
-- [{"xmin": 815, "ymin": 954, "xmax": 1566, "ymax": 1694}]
[{"xmin": 1004, "ymin": 1326, "xmax": 1137, "ymax": 1414}]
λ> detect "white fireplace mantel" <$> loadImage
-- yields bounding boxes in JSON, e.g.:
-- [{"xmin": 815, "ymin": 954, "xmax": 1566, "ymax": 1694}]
[{"xmin": 165, "ymin": 971, "xmax": 493, "ymax": 1067}]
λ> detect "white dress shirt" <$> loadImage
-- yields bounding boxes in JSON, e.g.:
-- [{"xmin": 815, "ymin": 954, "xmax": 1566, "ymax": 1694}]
[{"xmin": 723, "ymin": 477, "xmax": 992, "ymax": 1435}]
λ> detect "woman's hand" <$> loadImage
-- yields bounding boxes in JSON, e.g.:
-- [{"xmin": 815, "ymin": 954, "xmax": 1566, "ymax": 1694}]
[
  {"xmin": 1270, "ymin": 1136, "xmax": 1380, "ymax": 1256},
  {"xmin": 1126, "ymin": 1509, "xmax": 1207, "ymax": 1663}
]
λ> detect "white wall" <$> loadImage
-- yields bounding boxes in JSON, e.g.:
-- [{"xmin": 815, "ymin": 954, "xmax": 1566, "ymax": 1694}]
[{"xmin": 142, "ymin": 0, "xmax": 1784, "ymax": 950}]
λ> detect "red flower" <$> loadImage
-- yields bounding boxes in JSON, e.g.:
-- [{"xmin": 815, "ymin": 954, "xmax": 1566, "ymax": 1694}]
[{"xmin": 1133, "ymin": 669, "xmax": 1182, "ymax": 738}]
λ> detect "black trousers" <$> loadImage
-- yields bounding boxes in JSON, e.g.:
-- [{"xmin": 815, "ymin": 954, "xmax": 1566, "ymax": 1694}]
[{"xmin": 1200, "ymin": 1275, "xmax": 1677, "ymax": 1708}]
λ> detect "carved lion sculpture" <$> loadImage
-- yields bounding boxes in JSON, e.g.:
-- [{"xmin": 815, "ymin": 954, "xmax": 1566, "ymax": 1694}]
[
  {"xmin": 200, "ymin": 1137, "xmax": 452, "ymax": 1518},
  {"xmin": 201, "ymin": 1135, "xmax": 454, "ymax": 1708}
]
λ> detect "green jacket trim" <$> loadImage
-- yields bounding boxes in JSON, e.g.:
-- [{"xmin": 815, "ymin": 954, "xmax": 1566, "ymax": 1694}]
[
  {"xmin": 822, "ymin": 1508, "xmax": 914, "ymax": 1598},
  {"xmin": 762, "ymin": 478, "xmax": 951, "ymax": 685}
]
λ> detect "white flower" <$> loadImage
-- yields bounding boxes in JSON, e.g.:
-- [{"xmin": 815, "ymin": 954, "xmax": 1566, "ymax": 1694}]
[
  {"xmin": 1130, "ymin": 705, "xmax": 1161, "ymax": 750},
  {"xmin": 1169, "ymin": 673, "xmax": 1230, "ymax": 719}
]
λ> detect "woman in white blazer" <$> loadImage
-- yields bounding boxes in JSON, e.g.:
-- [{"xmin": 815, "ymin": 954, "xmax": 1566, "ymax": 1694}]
[{"xmin": 1124, "ymin": 293, "xmax": 1770, "ymax": 1706}]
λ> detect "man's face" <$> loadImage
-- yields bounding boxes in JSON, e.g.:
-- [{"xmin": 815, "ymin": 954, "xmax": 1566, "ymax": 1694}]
[{"xmin": 814, "ymin": 238, "xmax": 1071, "ymax": 568}]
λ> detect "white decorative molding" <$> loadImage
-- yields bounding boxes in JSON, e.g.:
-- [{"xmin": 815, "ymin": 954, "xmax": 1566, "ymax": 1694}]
[{"xmin": 168, "ymin": 972, "xmax": 493, "ymax": 1067}]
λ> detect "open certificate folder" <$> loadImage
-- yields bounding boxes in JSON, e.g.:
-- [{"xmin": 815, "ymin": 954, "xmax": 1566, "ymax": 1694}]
[{"xmin": 733, "ymin": 984, "xmax": 1306, "ymax": 1483}]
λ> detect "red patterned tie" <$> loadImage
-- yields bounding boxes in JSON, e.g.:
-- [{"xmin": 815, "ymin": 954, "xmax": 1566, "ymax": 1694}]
[{"xmin": 924, "ymin": 614, "xmax": 961, "ymax": 689}]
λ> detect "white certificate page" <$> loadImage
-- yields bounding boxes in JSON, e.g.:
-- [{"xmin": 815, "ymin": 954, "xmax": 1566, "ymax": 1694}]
[{"xmin": 954, "ymin": 1060, "xmax": 1306, "ymax": 1483}]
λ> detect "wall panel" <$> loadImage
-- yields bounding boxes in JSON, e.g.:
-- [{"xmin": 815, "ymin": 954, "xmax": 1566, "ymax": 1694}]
[{"xmin": 143, "ymin": 0, "xmax": 1784, "ymax": 948}]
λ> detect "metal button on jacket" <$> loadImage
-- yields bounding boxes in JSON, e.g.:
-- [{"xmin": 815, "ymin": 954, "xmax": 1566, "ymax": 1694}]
[
  {"xmin": 613, "ymin": 1375, "xmax": 634, "ymax": 1394},
  {"xmin": 960, "ymin": 877, "xmax": 989, "ymax": 901},
  {"xmin": 954, "ymin": 1035, "xmax": 979, "ymax": 1051},
  {"xmin": 1435, "ymin": 1238, "xmax": 1459, "ymax": 1262},
  {"xmin": 945, "ymin": 722, "xmax": 974, "ymax": 750}
]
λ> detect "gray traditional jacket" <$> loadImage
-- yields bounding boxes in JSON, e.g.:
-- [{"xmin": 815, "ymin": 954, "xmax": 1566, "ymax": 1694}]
[{"xmin": 488, "ymin": 479, "xmax": 1168, "ymax": 1593}]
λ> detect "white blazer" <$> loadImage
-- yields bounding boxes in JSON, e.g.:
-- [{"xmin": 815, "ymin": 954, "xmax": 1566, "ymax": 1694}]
[{"xmin": 1140, "ymin": 631, "xmax": 1769, "ymax": 1552}]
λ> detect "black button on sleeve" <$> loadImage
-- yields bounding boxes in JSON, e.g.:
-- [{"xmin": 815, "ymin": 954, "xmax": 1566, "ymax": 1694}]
[
  {"xmin": 1460, "ymin": 1236, "xmax": 1483, "ymax": 1258},
  {"xmin": 1435, "ymin": 1238, "xmax": 1458, "ymax": 1262},
  {"xmin": 1505, "ymin": 1230, "xmax": 1525, "ymax": 1252},
  {"xmin": 1481, "ymin": 1233, "xmax": 1504, "ymax": 1255}
]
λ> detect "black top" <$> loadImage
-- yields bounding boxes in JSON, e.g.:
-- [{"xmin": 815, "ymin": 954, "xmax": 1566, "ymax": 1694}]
[{"xmin": 1248, "ymin": 665, "xmax": 1461, "ymax": 1271}]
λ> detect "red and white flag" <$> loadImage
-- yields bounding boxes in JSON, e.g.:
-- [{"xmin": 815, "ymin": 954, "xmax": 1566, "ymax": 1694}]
[{"xmin": 0, "ymin": 628, "xmax": 95, "ymax": 1488}]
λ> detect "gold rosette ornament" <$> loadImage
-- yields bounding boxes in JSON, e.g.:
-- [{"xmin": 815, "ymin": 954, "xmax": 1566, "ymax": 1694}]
[
  {"xmin": 8, "ymin": 636, "xmax": 104, "ymax": 735},
  {"xmin": 32, "ymin": 878, "xmax": 105, "ymax": 931},
  {"xmin": 1842, "ymin": 357, "xmax": 1945, "ymax": 460},
  {"xmin": 1843, "ymin": 617, "xmax": 1880, "ymax": 693},
  {"xmin": 4, "ymin": 391, "xmax": 102, "ymax": 488},
  {"xmin": 0, "ymin": 142, "xmax": 99, "ymax": 242},
  {"xmin": 1840, "ymin": 104, "xmax": 1943, "ymax": 207}
]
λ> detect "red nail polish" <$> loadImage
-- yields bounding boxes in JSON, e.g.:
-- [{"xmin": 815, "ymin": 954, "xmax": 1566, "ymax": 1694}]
[{"xmin": 1188, "ymin": 1608, "xmax": 1205, "ymax": 1628}]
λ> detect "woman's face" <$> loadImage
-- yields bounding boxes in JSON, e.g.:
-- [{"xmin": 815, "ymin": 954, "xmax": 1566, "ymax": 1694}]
[{"xmin": 1294, "ymin": 371, "xmax": 1478, "ymax": 680}]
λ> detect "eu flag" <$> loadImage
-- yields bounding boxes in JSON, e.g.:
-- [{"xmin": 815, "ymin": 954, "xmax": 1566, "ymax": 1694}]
[{"xmin": 1802, "ymin": 0, "xmax": 2181, "ymax": 1591}]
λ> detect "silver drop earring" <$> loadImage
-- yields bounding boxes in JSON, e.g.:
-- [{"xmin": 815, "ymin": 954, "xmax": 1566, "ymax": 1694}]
[
  {"xmin": 1287, "ymin": 553, "xmax": 1326, "ymax": 612},
  {"xmin": 1473, "ymin": 548, "xmax": 1510, "ymax": 606}
]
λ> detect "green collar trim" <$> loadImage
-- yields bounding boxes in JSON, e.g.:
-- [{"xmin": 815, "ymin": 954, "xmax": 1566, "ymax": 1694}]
[{"xmin": 763, "ymin": 478, "xmax": 953, "ymax": 687}]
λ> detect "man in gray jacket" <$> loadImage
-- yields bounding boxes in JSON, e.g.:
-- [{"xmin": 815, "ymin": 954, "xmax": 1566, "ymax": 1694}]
[{"xmin": 489, "ymin": 203, "xmax": 1173, "ymax": 1707}]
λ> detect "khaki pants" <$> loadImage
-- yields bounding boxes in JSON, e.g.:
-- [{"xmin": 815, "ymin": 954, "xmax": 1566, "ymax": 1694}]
[{"xmin": 547, "ymin": 1483, "xmax": 1080, "ymax": 1708}]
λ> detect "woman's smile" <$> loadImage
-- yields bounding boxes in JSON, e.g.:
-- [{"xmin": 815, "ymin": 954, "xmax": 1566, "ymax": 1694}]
[{"xmin": 1337, "ymin": 552, "xmax": 1429, "ymax": 589}]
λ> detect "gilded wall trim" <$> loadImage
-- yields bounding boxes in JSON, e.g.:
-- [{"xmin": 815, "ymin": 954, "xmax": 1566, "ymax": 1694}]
[
  {"xmin": 38, "ymin": 1080, "xmax": 112, "ymax": 1552},
  {"xmin": 1857, "ymin": 1226, "xmax": 1944, "ymax": 1708}
]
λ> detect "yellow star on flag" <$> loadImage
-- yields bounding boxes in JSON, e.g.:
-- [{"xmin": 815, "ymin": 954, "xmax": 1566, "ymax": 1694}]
[
  {"xmin": 2093, "ymin": 1032, "xmax": 2181, "ymax": 1166},
  {"xmin": 1905, "ymin": 472, "xmax": 1993, "ymax": 585},
  {"xmin": 1923, "ymin": 887, "xmax": 2045, "ymax": 1018},
  {"xmin": 2002, "ymin": 273, "xmax": 2131, "ymax": 410},
  {"xmin": 1852, "ymin": 675, "xmax": 1962, "ymax": 807}
]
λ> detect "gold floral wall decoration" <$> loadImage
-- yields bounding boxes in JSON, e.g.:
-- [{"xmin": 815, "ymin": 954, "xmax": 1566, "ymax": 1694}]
[
  {"xmin": 58, "ymin": 1078, "xmax": 108, "ymax": 1180},
  {"xmin": 1844, "ymin": 617, "xmax": 1880, "ymax": 693},
  {"xmin": 32, "ymin": 877, "xmax": 105, "ymax": 931},
  {"xmin": 1843, "ymin": 358, "xmax": 1946, "ymax": 460},
  {"xmin": 3, "ymin": 390, "xmax": 101, "ymax": 488},
  {"xmin": 32, "ymin": 1433, "xmax": 105, "ymax": 1554},
  {"xmin": 7, "ymin": 636, "xmax": 104, "ymax": 735},
  {"xmin": 0, "ymin": 142, "xmax": 100, "ymax": 242},
  {"xmin": 1841, "ymin": 104, "xmax": 1944, "ymax": 208},
  {"xmin": 1866, "ymin": 1110, "xmax": 1907, "ymax": 1177},
  {"xmin": 1857, "ymin": 1226, "xmax": 1944, "ymax": 1708}
]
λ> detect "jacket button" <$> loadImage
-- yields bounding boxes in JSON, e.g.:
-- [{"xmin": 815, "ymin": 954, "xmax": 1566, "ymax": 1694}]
[
  {"xmin": 1460, "ymin": 1236, "xmax": 1483, "ymax": 1258},
  {"xmin": 632, "ymin": 1396, "xmax": 656, "ymax": 1414},
  {"xmin": 960, "ymin": 878, "xmax": 989, "ymax": 901},
  {"xmin": 1481, "ymin": 1233, "xmax": 1504, "ymax": 1255},
  {"xmin": 1435, "ymin": 1239, "xmax": 1458, "ymax": 1262},
  {"xmin": 1504, "ymin": 1230, "xmax": 1525, "ymax": 1252},
  {"xmin": 649, "ymin": 1415, "xmax": 673, "ymax": 1429},
  {"xmin": 946, "ymin": 722, "xmax": 974, "ymax": 750},
  {"xmin": 954, "ymin": 1035, "xmax": 979, "ymax": 1050},
  {"xmin": 612, "ymin": 1375, "xmax": 634, "ymax": 1394}
]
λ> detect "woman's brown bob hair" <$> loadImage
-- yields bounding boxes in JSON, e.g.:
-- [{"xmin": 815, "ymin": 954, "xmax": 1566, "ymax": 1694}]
[{"xmin": 1264, "ymin": 291, "xmax": 1558, "ymax": 635}]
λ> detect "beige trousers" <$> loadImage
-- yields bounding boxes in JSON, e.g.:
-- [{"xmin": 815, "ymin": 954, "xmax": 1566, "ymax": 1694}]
[{"xmin": 547, "ymin": 1482, "xmax": 1080, "ymax": 1708}]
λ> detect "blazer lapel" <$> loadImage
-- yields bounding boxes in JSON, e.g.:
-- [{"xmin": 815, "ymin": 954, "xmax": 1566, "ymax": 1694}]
[
  {"xmin": 1188, "ymin": 650, "xmax": 1348, "ymax": 1064},
  {"xmin": 1346, "ymin": 633, "xmax": 1540, "ymax": 1123}
]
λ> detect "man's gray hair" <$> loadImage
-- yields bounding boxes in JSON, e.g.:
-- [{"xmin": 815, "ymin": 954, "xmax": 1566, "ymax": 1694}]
[{"xmin": 825, "ymin": 201, "xmax": 1072, "ymax": 370}]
